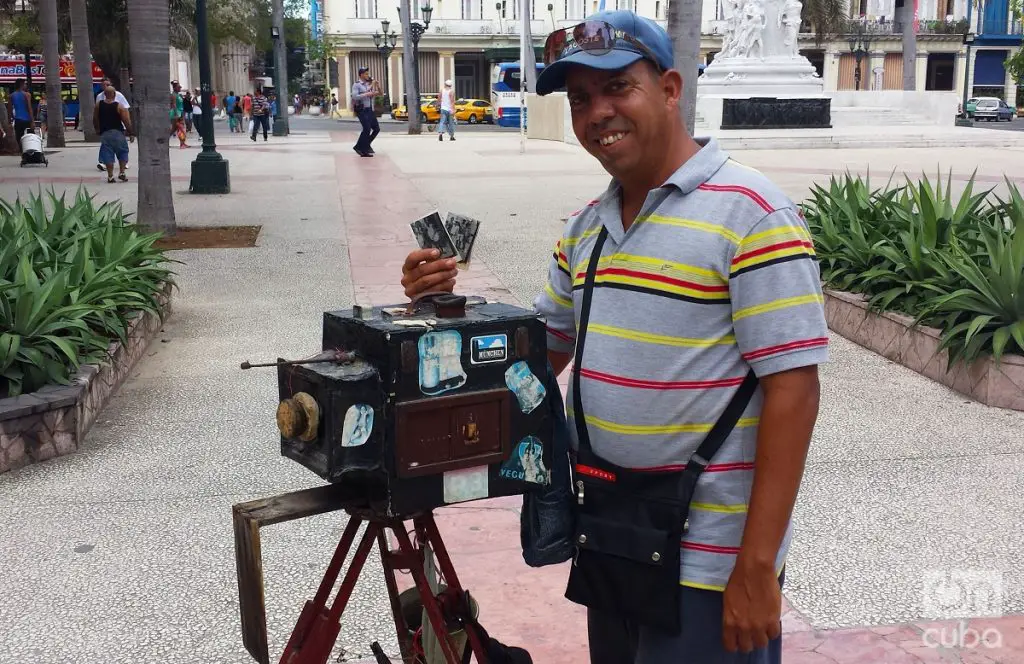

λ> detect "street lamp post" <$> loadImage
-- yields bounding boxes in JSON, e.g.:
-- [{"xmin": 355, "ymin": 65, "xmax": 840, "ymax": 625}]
[
  {"xmin": 372, "ymin": 20, "xmax": 399, "ymax": 108},
  {"xmin": 189, "ymin": 0, "xmax": 231, "ymax": 194},
  {"xmin": 271, "ymin": 0, "xmax": 290, "ymax": 137},
  {"xmin": 398, "ymin": 4, "xmax": 433, "ymax": 109},
  {"xmin": 958, "ymin": 32, "xmax": 976, "ymax": 125},
  {"xmin": 847, "ymin": 22, "xmax": 873, "ymax": 92}
]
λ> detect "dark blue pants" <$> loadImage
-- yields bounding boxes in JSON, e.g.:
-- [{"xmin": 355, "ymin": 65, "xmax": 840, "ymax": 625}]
[
  {"xmin": 355, "ymin": 107, "xmax": 379, "ymax": 152},
  {"xmin": 587, "ymin": 574, "xmax": 784, "ymax": 664}
]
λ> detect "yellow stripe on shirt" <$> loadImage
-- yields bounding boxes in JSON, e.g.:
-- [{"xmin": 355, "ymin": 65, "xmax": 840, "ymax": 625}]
[
  {"xmin": 588, "ymin": 323, "xmax": 736, "ymax": 348},
  {"xmin": 732, "ymin": 294, "xmax": 824, "ymax": 321},
  {"xmin": 544, "ymin": 284, "xmax": 572, "ymax": 309},
  {"xmin": 642, "ymin": 215, "xmax": 743, "ymax": 245},
  {"xmin": 567, "ymin": 410, "xmax": 760, "ymax": 435}
]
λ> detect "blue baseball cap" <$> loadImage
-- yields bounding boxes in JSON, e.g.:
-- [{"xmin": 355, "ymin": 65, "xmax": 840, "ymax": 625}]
[{"xmin": 535, "ymin": 10, "xmax": 674, "ymax": 96}]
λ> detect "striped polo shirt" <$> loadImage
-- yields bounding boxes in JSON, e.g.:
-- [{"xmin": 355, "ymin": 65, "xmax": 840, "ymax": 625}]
[{"xmin": 533, "ymin": 138, "xmax": 829, "ymax": 591}]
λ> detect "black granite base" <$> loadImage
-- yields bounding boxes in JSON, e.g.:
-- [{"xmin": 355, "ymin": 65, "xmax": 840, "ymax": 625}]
[{"xmin": 721, "ymin": 97, "xmax": 832, "ymax": 130}]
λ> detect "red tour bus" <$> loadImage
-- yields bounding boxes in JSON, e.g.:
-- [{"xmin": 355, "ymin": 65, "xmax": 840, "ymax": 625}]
[{"xmin": 0, "ymin": 54, "xmax": 106, "ymax": 126}]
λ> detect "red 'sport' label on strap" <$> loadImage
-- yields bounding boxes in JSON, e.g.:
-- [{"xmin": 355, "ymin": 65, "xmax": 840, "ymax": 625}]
[{"xmin": 576, "ymin": 464, "xmax": 616, "ymax": 482}]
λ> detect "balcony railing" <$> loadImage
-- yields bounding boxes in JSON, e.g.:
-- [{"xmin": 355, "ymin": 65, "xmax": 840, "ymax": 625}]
[{"xmin": 840, "ymin": 16, "xmax": 970, "ymax": 35}]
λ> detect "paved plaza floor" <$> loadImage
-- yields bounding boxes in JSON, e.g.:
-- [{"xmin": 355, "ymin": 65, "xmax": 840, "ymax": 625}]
[{"xmin": 0, "ymin": 127, "xmax": 1023, "ymax": 663}]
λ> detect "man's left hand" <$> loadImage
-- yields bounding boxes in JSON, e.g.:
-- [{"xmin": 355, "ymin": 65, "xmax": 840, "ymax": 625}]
[{"xmin": 722, "ymin": 560, "xmax": 782, "ymax": 652}]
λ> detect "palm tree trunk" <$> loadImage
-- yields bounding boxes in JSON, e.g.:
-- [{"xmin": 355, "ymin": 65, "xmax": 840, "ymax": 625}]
[
  {"xmin": 70, "ymin": 0, "xmax": 98, "ymax": 142},
  {"xmin": 126, "ymin": 0, "xmax": 177, "ymax": 233},
  {"xmin": 0, "ymin": 102, "xmax": 18, "ymax": 155},
  {"xmin": 39, "ymin": 0, "xmax": 66, "ymax": 147},
  {"xmin": 668, "ymin": 0, "xmax": 703, "ymax": 133},
  {"xmin": 901, "ymin": 1, "xmax": 917, "ymax": 90}
]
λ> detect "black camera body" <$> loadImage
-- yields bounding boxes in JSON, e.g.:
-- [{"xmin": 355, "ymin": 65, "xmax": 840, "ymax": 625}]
[{"xmin": 276, "ymin": 296, "xmax": 553, "ymax": 516}]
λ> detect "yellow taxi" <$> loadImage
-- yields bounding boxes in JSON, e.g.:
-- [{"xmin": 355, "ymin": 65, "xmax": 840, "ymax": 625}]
[
  {"xmin": 392, "ymin": 96, "xmax": 441, "ymax": 123},
  {"xmin": 454, "ymin": 98, "xmax": 494, "ymax": 124}
]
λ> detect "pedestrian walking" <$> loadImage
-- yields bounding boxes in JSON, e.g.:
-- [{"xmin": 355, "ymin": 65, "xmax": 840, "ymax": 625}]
[
  {"xmin": 242, "ymin": 93, "xmax": 253, "ymax": 129},
  {"xmin": 182, "ymin": 91, "xmax": 194, "ymax": 134},
  {"xmin": 330, "ymin": 93, "xmax": 339, "ymax": 118},
  {"xmin": 169, "ymin": 80, "xmax": 188, "ymax": 149},
  {"xmin": 351, "ymin": 67, "xmax": 380, "ymax": 157},
  {"xmin": 437, "ymin": 79, "xmax": 456, "ymax": 142},
  {"xmin": 10, "ymin": 78, "xmax": 34, "ymax": 142},
  {"xmin": 37, "ymin": 93, "xmax": 48, "ymax": 141},
  {"xmin": 94, "ymin": 77, "xmax": 130, "ymax": 171},
  {"xmin": 400, "ymin": 10, "xmax": 828, "ymax": 664},
  {"xmin": 225, "ymin": 90, "xmax": 238, "ymax": 133},
  {"xmin": 249, "ymin": 87, "xmax": 271, "ymax": 142},
  {"xmin": 94, "ymin": 86, "xmax": 134, "ymax": 183}
]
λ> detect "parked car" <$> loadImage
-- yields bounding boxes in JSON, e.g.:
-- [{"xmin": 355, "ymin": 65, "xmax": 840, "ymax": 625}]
[
  {"xmin": 964, "ymin": 97, "xmax": 979, "ymax": 117},
  {"xmin": 454, "ymin": 99, "xmax": 495, "ymax": 124},
  {"xmin": 972, "ymin": 97, "xmax": 1014, "ymax": 122},
  {"xmin": 392, "ymin": 98, "xmax": 441, "ymax": 123}
]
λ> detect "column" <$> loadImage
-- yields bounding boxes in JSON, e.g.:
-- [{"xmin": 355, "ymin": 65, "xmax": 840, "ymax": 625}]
[
  {"xmin": 967, "ymin": 46, "xmax": 978, "ymax": 98},
  {"xmin": 954, "ymin": 49, "xmax": 967, "ymax": 99},
  {"xmin": 915, "ymin": 51, "xmax": 928, "ymax": 91},
  {"xmin": 337, "ymin": 49, "xmax": 351, "ymax": 116},
  {"xmin": 868, "ymin": 50, "xmax": 886, "ymax": 90},
  {"xmin": 392, "ymin": 55, "xmax": 403, "ymax": 106},
  {"xmin": 1004, "ymin": 47, "xmax": 1018, "ymax": 102},
  {"xmin": 439, "ymin": 50, "xmax": 455, "ymax": 86},
  {"xmin": 824, "ymin": 47, "xmax": 842, "ymax": 93}
]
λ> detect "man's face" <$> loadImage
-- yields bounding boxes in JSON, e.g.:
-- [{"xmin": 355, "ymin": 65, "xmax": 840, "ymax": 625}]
[
  {"xmin": 173, "ymin": 83, "xmax": 181, "ymax": 93},
  {"xmin": 565, "ymin": 60, "xmax": 680, "ymax": 179},
  {"xmin": 360, "ymin": 70, "xmax": 370, "ymax": 81}
]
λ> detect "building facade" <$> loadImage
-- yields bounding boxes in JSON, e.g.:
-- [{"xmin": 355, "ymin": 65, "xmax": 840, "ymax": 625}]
[
  {"xmin": 320, "ymin": 0, "xmax": 1021, "ymax": 113},
  {"xmin": 169, "ymin": 39, "xmax": 258, "ymax": 100}
]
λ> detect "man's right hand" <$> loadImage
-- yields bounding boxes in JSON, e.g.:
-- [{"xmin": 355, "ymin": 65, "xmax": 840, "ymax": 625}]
[{"xmin": 401, "ymin": 249, "xmax": 459, "ymax": 299}]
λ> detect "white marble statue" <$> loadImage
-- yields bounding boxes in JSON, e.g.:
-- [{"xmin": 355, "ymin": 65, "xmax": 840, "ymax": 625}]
[
  {"xmin": 780, "ymin": 0, "xmax": 802, "ymax": 56},
  {"xmin": 736, "ymin": 0, "xmax": 767, "ymax": 59}
]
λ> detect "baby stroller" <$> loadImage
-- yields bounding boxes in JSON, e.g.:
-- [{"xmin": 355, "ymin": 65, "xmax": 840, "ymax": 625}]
[{"xmin": 20, "ymin": 130, "xmax": 48, "ymax": 167}]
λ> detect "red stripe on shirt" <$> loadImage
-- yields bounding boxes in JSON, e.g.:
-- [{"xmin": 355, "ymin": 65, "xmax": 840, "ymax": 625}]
[
  {"xmin": 579, "ymin": 368, "xmax": 747, "ymax": 390},
  {"xmin": 731, "ymin": 239, "xmax": 813, "ymax": 265},
  {"xmin": 546, "ymin": 326, "xmax": 574, "ymax": 343},
  {"xmin": 742, "ymin": 337, "xmax": 828, "ymax": 361},
  {"xmin": 697, "ymin": 183, "xmax": 774, "ymax": 213},
  {"xmin": 682, "ymin": 541, "xmax": 741, "ymax": 555},
  {"xmin": 589, "ymin": 267, "xmax": 729, "ymax": 293},
  {"xmin": 705, "ymin": 462, "xmax": 755, "ymax": 473}
]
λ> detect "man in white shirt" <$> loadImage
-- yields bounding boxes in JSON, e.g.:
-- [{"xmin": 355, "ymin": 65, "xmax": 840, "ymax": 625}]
[
  {"xmin": 96, "ymin": 77, "xmax": 130, "ymax": 171},
  {"xmin": 437, "ymin": 79, "xmax": 456, "ymax": 142}
]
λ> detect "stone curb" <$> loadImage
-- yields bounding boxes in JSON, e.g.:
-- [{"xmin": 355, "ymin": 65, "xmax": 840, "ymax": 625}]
[
  {"xmin": 0, "ymin": 283, "xmax": 174, "ymax": 473},
  {"xmin": 824, "ymin": 288, "xmax": 1024, "ymax": 410}
]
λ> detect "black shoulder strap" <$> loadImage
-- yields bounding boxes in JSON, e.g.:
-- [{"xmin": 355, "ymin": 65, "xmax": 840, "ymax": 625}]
[{"xmin": 569, "ymin": 190, "xmax": 760, "ymax": 471}]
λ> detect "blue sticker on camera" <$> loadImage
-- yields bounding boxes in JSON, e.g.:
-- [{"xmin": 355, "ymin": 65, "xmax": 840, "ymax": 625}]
[
  {"xmin": 341, "ymin": 404, "xmax": 374, "ymax": 447},
  {"xmin": 505, "ymin": 361, "xmax": 546, "ymax": 414},
  {"xmin": 470, "ymin": 333, "xmax": 508, "ymax": 364},
  {"xmin": 499, "ymin": 436, "xmax": 550, "ymax": 485},
  {"xmin": 418, "ymin": 330, "xmax": 467, "ymax": 396}
]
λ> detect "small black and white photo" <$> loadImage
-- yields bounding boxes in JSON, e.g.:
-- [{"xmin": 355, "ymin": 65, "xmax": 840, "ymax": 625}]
[
  {"xmin": 444, "ymin": 213, "xmax": 481, "ymax": 267},
  {"xmin": 410, "ymin": 211, "xmax": 459, "ymax": 260}
]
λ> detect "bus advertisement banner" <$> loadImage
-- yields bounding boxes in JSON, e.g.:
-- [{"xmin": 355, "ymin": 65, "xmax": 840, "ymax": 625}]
[{"xmin": 0, "ymin": 57, "xmax": 104, "ymax": 82}]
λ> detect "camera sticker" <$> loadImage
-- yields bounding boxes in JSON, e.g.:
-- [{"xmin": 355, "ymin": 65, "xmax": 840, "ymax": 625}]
[
  {"xmin": 341, "ymin": 404, "xmax": 374, "ymax": 448},
  {"xmin": 443, "ymin": 465, "xmax": 489, "ymax": 504},
  {"xmin": 500, "ymin": 436, "xmax": 550, "ymax": 485},
  {"xmin": 504, "ymin": 361, "xmax": 546, "ymax": 413},
  {"xmin": 418, "ymin": 330, "xmax": 467, "ymax": 396},
  {"xmin": 470, "ymin": 333, "xmax": 508, "ymax": 364}
]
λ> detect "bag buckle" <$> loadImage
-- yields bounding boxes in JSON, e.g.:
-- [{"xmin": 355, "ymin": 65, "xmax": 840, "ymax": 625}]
[{"xmin": 576, "ymin": 480, "xmax": 584, "ymax": 505}]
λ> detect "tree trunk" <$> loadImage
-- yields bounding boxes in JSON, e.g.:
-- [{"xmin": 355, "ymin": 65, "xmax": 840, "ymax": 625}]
[
  {"xmin": 70, "ymin": 0, "xmax": 98, "ymax": 142},
  {"xmin": 126, "ymin": 0, "xmax": 177, "ymax": 233},
  {"xmin": 668, "ymin": 0, "xmax": 702, "ymax": 134},
  {"xmin": 272, "ymin": 0, "xmax": 290, "ymax": 134},
  {"xmin": 0, "ymin": 102, "xmax": 18, "ymax": 155},
  {"xmin": 39, "ymin": 0, "xmax": 66, "ymax": 147},
  {"xmin": 901, "ymin": 2, "xmax": 917, "ymax": 90},
  {"xmin": 401, "ymin": 0, "xmax": 421, "ymax": 134}
]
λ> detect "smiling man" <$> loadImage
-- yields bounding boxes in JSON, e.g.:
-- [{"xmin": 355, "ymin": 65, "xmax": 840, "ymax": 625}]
[{"xmin": 400, "ymin": 10, "xmax": 827, "ymax": 663}]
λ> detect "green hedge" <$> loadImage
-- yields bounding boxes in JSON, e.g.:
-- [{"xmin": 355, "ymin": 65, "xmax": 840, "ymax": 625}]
[
  {"xmin": 0, "ymin": 189, "xmax": 174, "ymax": 398},
  {"xmin": 803, "ymin": 172, "xmax": 1024, "ymax": 367}
]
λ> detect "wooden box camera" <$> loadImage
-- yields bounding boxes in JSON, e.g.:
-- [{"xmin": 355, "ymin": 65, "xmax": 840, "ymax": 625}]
[{"xmin": 275, "ymin": 296, "xmax": 553, "ymax": 515}]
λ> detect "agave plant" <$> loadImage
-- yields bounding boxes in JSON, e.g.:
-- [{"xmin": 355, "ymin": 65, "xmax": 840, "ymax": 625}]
[
  {"xmin": 917, "ymin": 178, "xmax": 1024, "ymax": 366},
  {"xmin": 0, "ymin": 188, "xmax": 174, "ymax": 397}
]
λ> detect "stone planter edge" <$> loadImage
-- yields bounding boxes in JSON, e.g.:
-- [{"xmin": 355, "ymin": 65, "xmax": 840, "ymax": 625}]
[
  {"xmin": 823, "ymin": 288, "xmax": 1024, "ymax": 411},
  {"xmin": 0, "ymin": 283, "xmax": 173, "ymax": 473}
]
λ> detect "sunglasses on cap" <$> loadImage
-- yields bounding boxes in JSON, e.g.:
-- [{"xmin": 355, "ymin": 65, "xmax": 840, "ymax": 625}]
[{"xmin": 543, "ymin": 20, "xmax": 663, "ymax": 69}]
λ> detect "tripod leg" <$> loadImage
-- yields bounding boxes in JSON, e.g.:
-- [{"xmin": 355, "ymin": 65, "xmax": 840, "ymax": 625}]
[
  {"xmin": 419, "ymin": 514, "xmax": 490, "ymax": 664},
  {"xmin": 378, "ymin": 529, "xmax": 415, "ymax": 662},
  {"xmin": 392, "ymin": 526, "xmax": 463, "ymax": 664},
  {"xmin": 281, "ymin": 515, "xmax": 363, "ymax": 664}
]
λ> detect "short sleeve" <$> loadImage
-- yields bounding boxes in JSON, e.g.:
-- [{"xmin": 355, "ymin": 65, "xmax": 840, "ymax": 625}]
[
  {"xmin": 728, "ymin": 207, "xmax": 829, "ymax": 376},
  {"xmin": 532, "ymin": 236, "xmax": 577, "ymax": 354}
]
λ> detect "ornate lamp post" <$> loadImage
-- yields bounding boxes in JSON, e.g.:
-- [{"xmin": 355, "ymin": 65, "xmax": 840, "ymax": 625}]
[
  {"xmin": 957, "ymin": 31, "xmax": 976, "ymax": 125},
  {"xmin": 398, "ymin": 3, "xmax": 433, "ymax": 105},
  {"xmin": 847, "ymin": 22, "xmax": 873, "ymax": 91},
  {"xmin": 189, "ymin": 0, "xmax": 231, "ymax": 194},
  {"xmin": 373, "ymin": 20, "xmax": 399, "ymax": 108}
]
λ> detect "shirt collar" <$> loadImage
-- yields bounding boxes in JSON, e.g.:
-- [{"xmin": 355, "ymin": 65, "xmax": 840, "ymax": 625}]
[{"xmin": 590, "ymin": 138, "xmax": 731, "ymax": 244}]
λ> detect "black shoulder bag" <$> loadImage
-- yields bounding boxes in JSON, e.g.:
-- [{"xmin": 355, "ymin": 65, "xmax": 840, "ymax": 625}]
[{"xmin": 563, "ymin": 225, "xmax": 759, "ymax": 634}]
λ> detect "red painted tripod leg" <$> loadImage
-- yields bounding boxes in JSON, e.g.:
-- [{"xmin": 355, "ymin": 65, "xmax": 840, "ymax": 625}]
[
  {"xmin": 419, "ymin": 514, "xmax": 491, "ymax": 664},
  {"xmin": 279, "ymin": 516, "xmax": 363, "ymax": 664},
  {"xmin": 391, "ymin": 525, "xmax": 464, "ymax": 664},
  {"xmin": 377, "ymin": 530, "xmax": 415, "ymax": 662}
]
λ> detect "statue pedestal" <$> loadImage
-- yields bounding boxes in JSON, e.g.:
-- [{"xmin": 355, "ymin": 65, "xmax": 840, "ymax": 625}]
[{"xmin": 696, "ymin": 55, "xmax": 830, "ymax": 131}]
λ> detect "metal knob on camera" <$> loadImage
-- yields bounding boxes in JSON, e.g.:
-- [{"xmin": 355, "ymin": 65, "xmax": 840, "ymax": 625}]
[{"xmin": 277, "ymin": 392, "xmax": 321, "ymax": 442}]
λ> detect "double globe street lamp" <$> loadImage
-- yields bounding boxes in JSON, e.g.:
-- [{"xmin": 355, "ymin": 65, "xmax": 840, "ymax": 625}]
[
  {"xmin": 373, "ymin": 20, "xmax": 398, "ymax": 109},
  {"xmin": 847, "ymin": 21, "xmax": 874, "ymax": 92}
]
